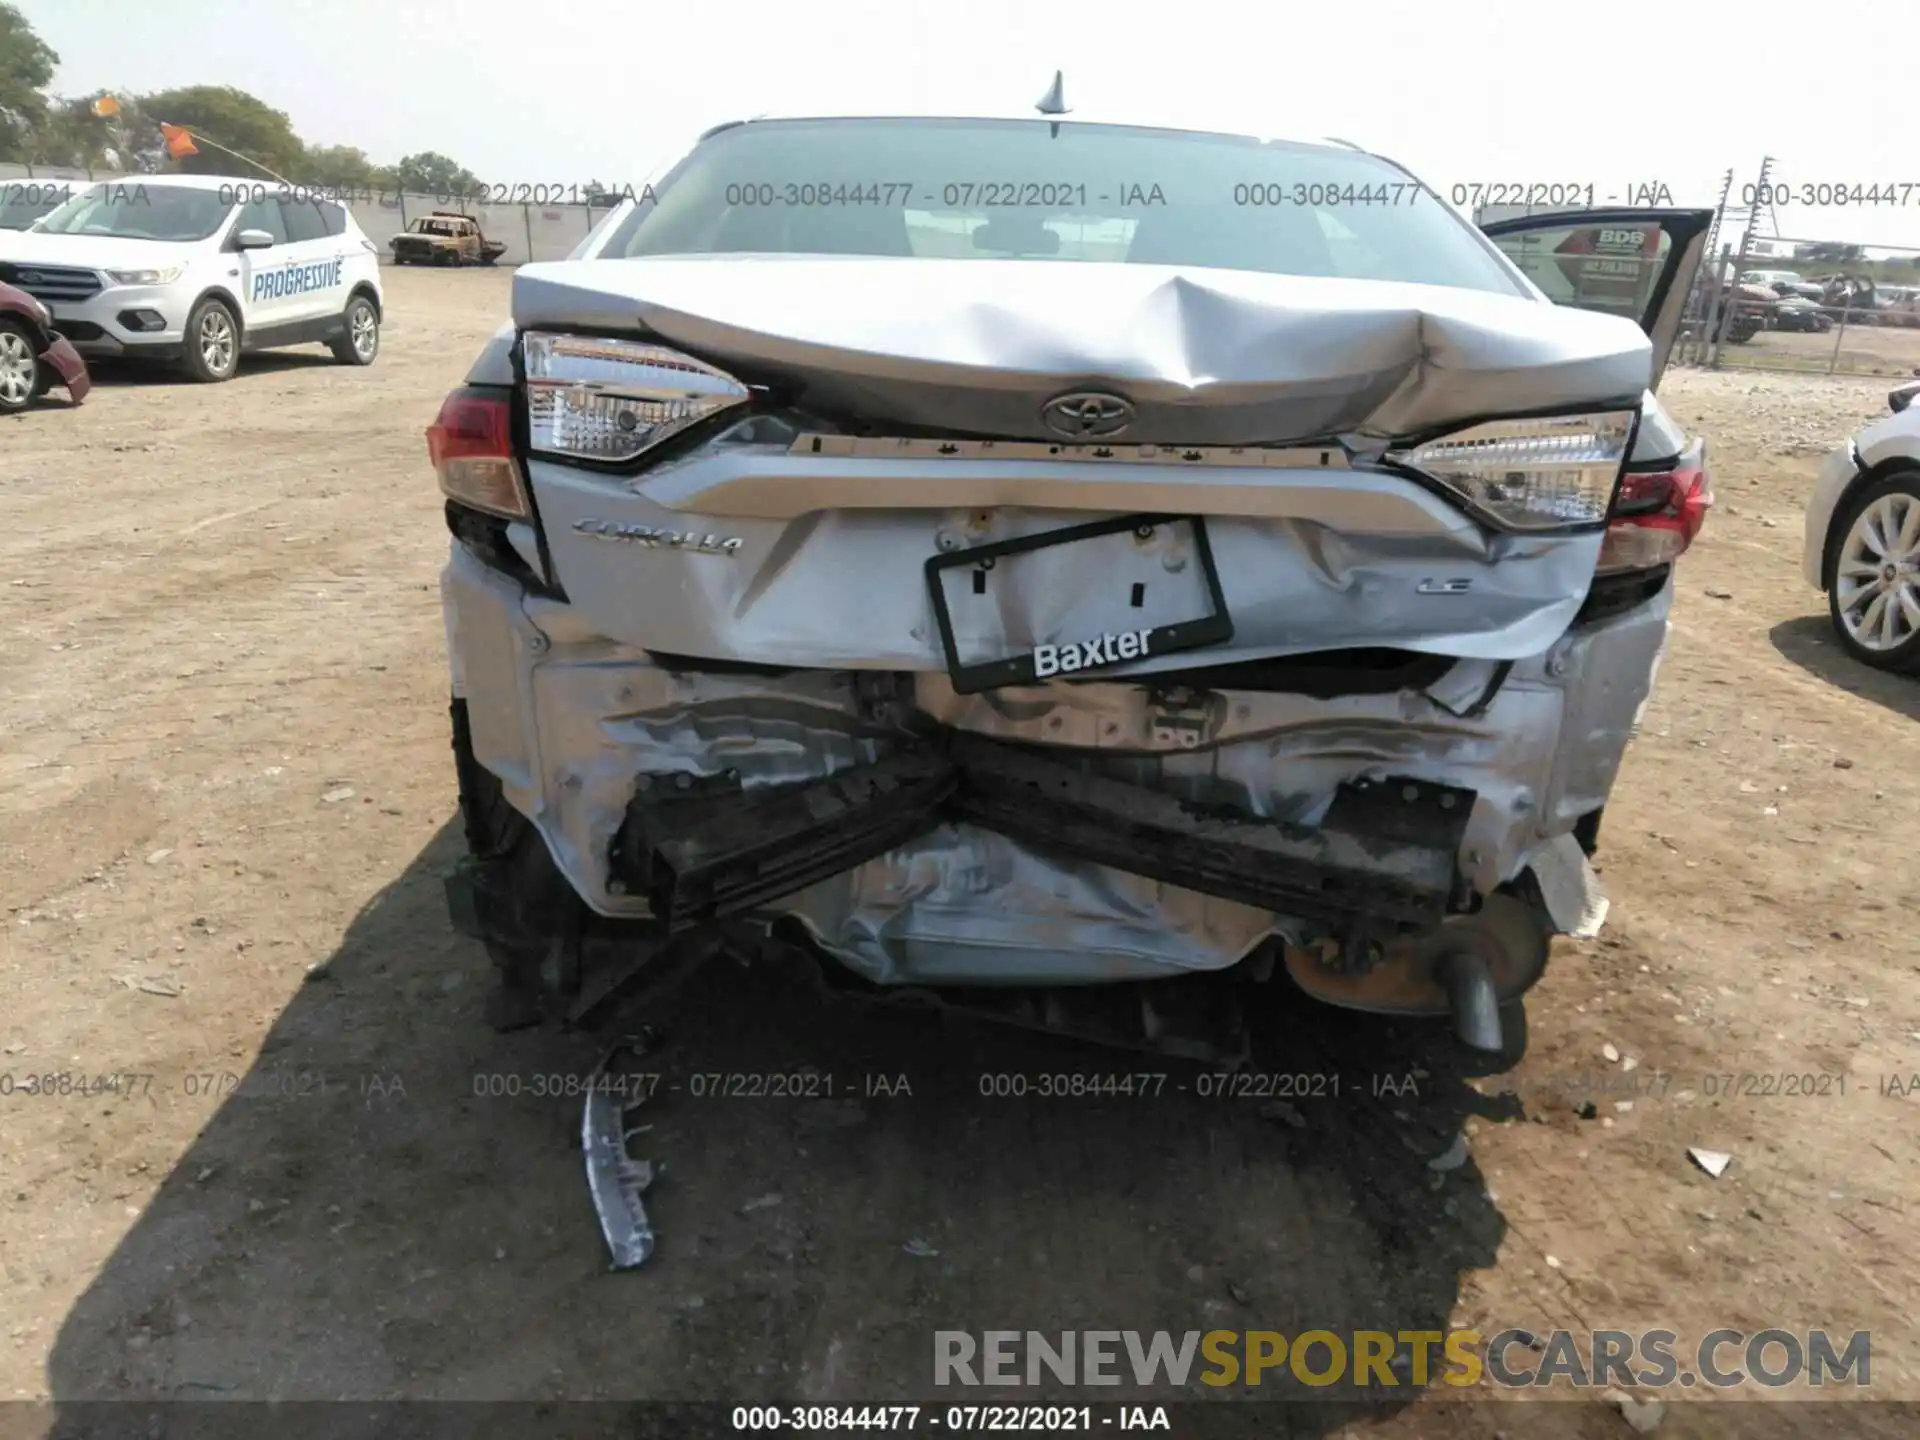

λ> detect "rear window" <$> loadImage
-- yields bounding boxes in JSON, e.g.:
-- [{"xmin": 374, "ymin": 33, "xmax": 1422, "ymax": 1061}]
[{"xmin": 599, "ymin": 118, "xmax": 1524, "ymax": 294}]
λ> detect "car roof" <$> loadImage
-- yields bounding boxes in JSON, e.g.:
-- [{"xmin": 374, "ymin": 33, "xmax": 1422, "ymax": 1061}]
[{"xmin": 704, "ymin": 111, "xmax": 1366, "ymax": 157}]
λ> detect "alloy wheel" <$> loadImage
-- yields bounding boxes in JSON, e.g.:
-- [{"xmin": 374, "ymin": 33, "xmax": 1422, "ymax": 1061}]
[
  {"xmin": 1834, "ymin": 491, "xmax": 1920, "ymax": 652},
  {"xmin": 0, "ymin": 330, "xmax": 35, "ymax": 407},
  {"xmin": 351, "ymin": 305, "xmax": 377, "ymax": 359},
  {"xmin": 200, "ymin": 309, "xmax": 235, "ymax": 375}
]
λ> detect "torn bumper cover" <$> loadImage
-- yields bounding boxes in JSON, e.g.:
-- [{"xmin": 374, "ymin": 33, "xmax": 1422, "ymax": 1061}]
[{"xmin": 444, "ymin": 542, "xmax": 1647, "ymax": 990}]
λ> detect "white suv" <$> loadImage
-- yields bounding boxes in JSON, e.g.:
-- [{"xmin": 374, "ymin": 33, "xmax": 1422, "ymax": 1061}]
[{"xmin": 0, "ymin": 173, "xmax": 383, "ymax": 382}]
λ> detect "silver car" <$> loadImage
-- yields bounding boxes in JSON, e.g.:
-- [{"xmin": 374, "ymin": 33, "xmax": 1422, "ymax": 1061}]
[{"xmin": 430, "ymin": 113, "xmax": 1714, "ymax": 1063}]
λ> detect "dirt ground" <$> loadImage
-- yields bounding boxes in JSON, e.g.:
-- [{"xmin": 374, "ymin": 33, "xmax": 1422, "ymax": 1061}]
[
  {"xmin": 1719, "ymin": 318, "xmax": 1920, "ymax": 377},
  {"xmin": 2, "ymin": 268, "xmax": 1917, "ymax": 1438}
]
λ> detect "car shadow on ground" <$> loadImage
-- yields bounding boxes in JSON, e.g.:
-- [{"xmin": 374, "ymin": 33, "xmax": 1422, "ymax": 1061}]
[
  {"xmin": 44, "ymin": 820, "xmax": 1525, "ymax": 1435},
  {"xmin": 1769, "ymin": 614, "xmax": 1920, "ymax": 723},
  {"xmin": 76, "ymin": 351, "xmax": 342, "ymax": 387}
]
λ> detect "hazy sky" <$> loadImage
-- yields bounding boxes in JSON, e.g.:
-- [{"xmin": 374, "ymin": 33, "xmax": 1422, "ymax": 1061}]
[{"xmin": 19, "ymin": 0, "xmax": 1920, "ymax": 248}]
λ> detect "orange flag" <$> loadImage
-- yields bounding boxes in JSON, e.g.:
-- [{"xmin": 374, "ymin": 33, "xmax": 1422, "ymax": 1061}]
[
  {"xmin": 159, "ymin": 122, "xmax": 198, "ymax": 158},
  {"xmin": 91, "ymin": 95, "xmax": 120, "ymax": 118}
]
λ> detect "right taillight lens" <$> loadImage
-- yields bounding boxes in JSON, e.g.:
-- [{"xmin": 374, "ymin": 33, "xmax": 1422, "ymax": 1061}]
[
  {"xmin": 427, "ymin": 386, "xmax": 529, "ymax": 519},
  {"xmin": 1596, "ymin": 439, "xmax": 1711, "ymax": 574}
]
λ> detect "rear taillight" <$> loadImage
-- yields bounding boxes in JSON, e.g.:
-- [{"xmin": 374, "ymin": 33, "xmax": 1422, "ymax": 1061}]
[
  {"xmin": 1388, "ymin": 409, "xmax": 1638, "ymax": 531},
  {"xmin": 1596, "ymin": 442, "xmax": 1711, "ymax": 574},
  {"xmin": 427, "ymin": 386, "xmax": 529, "ymax": 519},
  {"xmin": 523, "ymin": 331, "xmax": 751, "ymax": 464}
]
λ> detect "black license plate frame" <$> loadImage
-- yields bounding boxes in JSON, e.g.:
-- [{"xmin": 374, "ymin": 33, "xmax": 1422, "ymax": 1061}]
[{"xmin": 925, "ymin": 513, "xmax": 1233, "ymax": 695}]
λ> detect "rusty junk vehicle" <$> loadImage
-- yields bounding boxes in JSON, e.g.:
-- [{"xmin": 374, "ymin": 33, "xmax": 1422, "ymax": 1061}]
[
  {"xmin": 390, "ymin": 212, "xmax": 508, "ymax": 266},
  {"xmin": 0, "ymin": 278, "xmax": 90, "ymax": 413}
]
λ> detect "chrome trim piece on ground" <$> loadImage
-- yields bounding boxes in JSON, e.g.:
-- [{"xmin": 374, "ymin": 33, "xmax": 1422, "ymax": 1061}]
[{"xmin": 582, "ymin": 1037, "xmax": 657, "ymax": 1270}]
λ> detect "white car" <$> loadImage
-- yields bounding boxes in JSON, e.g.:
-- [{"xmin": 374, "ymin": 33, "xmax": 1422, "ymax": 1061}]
[
  {"xmin": 1803, "ymin": 381, "xmax": 1920, "ymax": 671},
  {"xmin": 0, "ymin": 173, "xmax": 382, "ymax": 382}
]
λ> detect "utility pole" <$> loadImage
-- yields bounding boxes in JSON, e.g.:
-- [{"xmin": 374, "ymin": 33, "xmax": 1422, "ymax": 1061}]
[
  {"xmin": 1710, "ymin": 155, "xmax": 1773, "ymax": 369},
  {"xmin": 1681, "ymin": 168, "xmax": 1735, "ymax": 366}
]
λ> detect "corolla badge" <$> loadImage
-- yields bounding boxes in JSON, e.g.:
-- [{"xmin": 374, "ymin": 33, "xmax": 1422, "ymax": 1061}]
[
  {"xmin": 1041, "ymin": 391, "xmax": 1136, "ymax": 439},
  {"xmin": 574, "ymin": 518, "xmax": 743, "ymax": 555}
]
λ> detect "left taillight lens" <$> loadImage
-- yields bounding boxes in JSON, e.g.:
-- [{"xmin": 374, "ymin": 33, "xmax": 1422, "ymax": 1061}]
[
  {"xmin": 524, "ymin": 331, "xmax": 751, "ymax": 464},
  {"xmin": 1388, "ymin": 410, "xmax": 1638, "ymax": 530},
  {"xmin": 1595, "ymin": 439, "xmax": 1712, "ymax": 574},
  {"xmin": 427, "ymin": 386, "xmax": 529, "ymax": 519}
]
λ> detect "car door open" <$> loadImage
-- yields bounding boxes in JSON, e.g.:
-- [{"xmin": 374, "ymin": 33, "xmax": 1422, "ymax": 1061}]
[{"xmin": 1479, "ymin": 208, "xmax": 1715, "ymax": 390}]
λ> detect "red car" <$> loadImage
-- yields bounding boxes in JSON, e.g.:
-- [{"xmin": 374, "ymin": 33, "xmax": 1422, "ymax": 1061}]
[{"xmin": 0, "ymin": 278, "xmax": 90, "ymax": 414}]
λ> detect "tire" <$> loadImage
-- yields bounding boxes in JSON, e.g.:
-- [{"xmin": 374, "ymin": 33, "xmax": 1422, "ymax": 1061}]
[
  {"xmin": 0, "ymin": 318, "xmax": 37, "ymax": 414},
  {"xmin": 1825, "ymin": 470, "xmax": 1920, "ymax": 672},
  {"xmin": 448, "ymin": 699, "xmax": 582, "ymax": 1029},
  {"xmin": 329, "ymin": 294, "xmax": 379, "ymax": 366},
  {"xmin": 179, "ymin": 297, "xmax": 239, "ymax": 383}
]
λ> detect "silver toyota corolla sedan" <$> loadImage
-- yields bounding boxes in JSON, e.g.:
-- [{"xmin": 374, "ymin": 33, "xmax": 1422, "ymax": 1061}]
[{"xmin": 427, "ymin": 108, "xmax": 1714, "ymax": 1065}]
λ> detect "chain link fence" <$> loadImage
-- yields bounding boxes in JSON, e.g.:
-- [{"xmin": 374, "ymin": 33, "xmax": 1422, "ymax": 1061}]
[
  {"xmin": 1672, "ymin": 238, "xmax": 1920, "ymax": 379},
  {"xmin": 1, "ymin": 162, "xmax": 617, "ymax": 265}
]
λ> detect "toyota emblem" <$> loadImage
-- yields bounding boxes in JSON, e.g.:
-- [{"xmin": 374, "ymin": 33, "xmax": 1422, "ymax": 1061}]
[{"xmin": 1041, "ymin": 391, "xmax": 1136, "ymax": 439}]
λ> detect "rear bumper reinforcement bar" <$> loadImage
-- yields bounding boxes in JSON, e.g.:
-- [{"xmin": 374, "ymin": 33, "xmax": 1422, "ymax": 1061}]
[
  {"xmin": 948, "ymin": 737, "xmax": 1471, "ymax": 935},
  {"xmin": 608, "ymin": 738, "xmax": 1475, "ymax": 933},
  {"xmin": 610, "ymin": 750, "xmax": 959, "ymax": 929}
]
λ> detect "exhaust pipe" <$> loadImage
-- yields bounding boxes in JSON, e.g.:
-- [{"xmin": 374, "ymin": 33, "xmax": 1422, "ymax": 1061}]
[{"xmin": 1437, "ymin": 949, "xmax": 1504, "ymax": 1052}]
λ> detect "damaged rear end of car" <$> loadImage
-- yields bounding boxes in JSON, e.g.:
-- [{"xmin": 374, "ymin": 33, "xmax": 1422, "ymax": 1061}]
[{"xmin": 435, "ymin": 116, "xmax": 1711, "ymax": 1066}]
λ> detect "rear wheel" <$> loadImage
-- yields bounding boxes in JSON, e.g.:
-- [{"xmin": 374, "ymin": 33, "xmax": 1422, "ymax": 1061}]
[
  {"xmin": 0, "ymin": 319, "xmax": 37, "ymax": 413},
  {"xmin": 180, "ymin": 297, "xmax": 239, "ymax": 382},
  {"xmin": 330, "ymin": 294, "xmax": 379, "ymax": 366},
  {"xmin": 449, "ymin": 700, "xmax": 585, "ymax": 1030},
  {"xmin": 1827, "ymin": 471, "xmax": 1920, "ymax": 672}
]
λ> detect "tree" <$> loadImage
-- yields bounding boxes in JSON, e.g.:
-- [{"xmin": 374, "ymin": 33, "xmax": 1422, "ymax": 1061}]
[
  {"xmin": 24, "ymin": 92, "xmax": 154, "ymax": 170},
  {"xmin": 394, "ymin": 150, "xmax": 483, "ymax": 198},
  {"xmin": 0, "ymin": 2, "xmax": 58, "ymax": 159},
  {"xmin": 137, "ymin": 84, "xmax": 304, "ymax": 178},
  {"xmin": 301, "ymin": 143, "xmax": 396, "ymax": 191}
]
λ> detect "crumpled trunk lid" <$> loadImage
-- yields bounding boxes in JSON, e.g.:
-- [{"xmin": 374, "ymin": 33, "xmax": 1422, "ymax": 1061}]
[
  {"xmin": 508, "ymin": 256, "xmax": 1652, "ymax": 674},
  {"xmin": 512, "ymin": 256, "xmax": 1653, "ymax": 443}
]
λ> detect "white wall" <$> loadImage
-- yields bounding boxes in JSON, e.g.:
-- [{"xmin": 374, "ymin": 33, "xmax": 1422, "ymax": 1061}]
[{"xmin": 0, "ymin": 163, "xmax": 610, "ymax": 264}]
